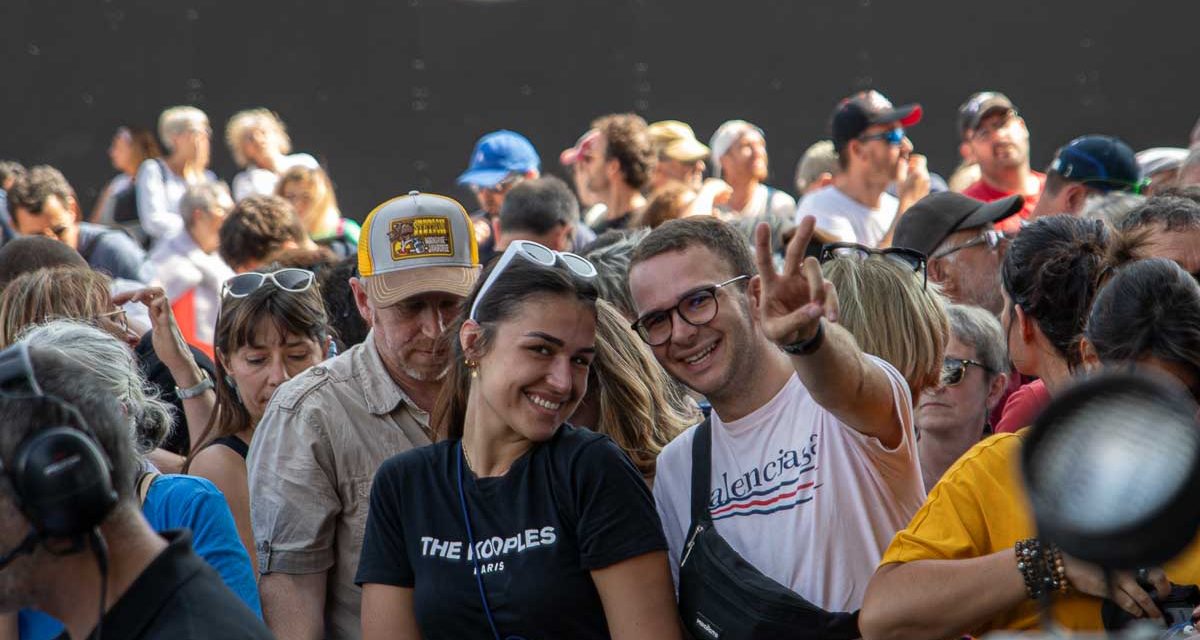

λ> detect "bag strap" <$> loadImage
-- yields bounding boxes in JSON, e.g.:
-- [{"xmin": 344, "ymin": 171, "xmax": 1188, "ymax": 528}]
[
  {"xmin": 689, "ymin": 416, "xmax": 714, "ymax": 525},
  {"xmin": 136, "ymin": 470, "xmax": 161, "ymax": 506}
]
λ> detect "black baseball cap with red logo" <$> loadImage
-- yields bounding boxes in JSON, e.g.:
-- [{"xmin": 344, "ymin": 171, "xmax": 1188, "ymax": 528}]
[{"xmin": 831, "ymin": 90, "xmax": 923, "ymax": 152}]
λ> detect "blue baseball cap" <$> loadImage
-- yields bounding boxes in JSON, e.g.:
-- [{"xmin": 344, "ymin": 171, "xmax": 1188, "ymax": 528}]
[
  {"xmin": 1048, "ymin": 135, "xmax": 1146, "ymax": 194},
  {"xmin": 456, "ymin": 130, "xmax": 541, "ymax": 188}
]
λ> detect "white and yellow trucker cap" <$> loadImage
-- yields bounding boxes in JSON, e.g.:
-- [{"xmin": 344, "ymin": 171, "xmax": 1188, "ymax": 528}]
[{"xmin": 357, "ymin": 191, "xmax": 480, "ymax": 306}]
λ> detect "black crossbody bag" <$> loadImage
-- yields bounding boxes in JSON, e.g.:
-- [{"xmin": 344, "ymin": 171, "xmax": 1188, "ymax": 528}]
[{"xmin": 676, "ymin": 417, "xmax": 861, "ymax": 640}]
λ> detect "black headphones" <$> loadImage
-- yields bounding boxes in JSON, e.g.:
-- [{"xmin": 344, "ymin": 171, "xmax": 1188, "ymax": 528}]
[{"xmin": 0, "ymin": 342, "xmax": 118, "ymax": 540}]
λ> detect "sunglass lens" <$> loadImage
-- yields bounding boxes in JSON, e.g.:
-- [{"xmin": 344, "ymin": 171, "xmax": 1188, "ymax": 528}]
[
  {"xmin": 832, "ymin": 247, "xmax": 870, "ymax": 260},
  {"xmin": 885, "ymin": 253, "xmax": 922, "ymax": 272},
  {"xmin": 522, "ymin": 243, "xmax": 556, "ymax": 265},
  {"xmin": 274, "ymin": 269, "xmax": 314, "ymax": 291},
  {"xmin": 941, "ymin": 361, "xmax": 965, "ymax": 386},
  {"xmin": 559, "ymin": 253, "xmax": 597, "ymax": 278},
  {"xmin": 225, "ymin": 274, "xmax": 264, "ymax": 297}
]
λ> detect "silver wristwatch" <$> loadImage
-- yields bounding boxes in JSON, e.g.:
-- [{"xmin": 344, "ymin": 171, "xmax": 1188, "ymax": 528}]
[{"xmin": 175, "ymin": 371, "xmax": 214, "ymax": 399}]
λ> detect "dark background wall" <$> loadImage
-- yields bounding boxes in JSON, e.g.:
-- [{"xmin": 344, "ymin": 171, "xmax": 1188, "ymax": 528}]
[{"xmin": 3, "ymin": 0, "xmax": 1197, "ymax": 221}]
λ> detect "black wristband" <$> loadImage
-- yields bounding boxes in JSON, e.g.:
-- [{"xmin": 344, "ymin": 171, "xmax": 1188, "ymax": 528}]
[{"xmin": 781, "ymin": 320, "xmax": 824, "ymax": 356}]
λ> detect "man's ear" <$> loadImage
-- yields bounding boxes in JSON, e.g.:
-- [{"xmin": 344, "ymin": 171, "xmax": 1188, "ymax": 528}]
[
  {"xmin": 1064, "ymin": 184, "xmax": 1090, "ymax": 215},
  {"xmin": 959, "ymin": 141, "xmax": 975, "ymax": 163},
  {"xmin": 553, "ymin": 222, "xmax": 574, "ymax": 252},
  {"xmin": 746, "ymin": 275, "xmax": 763, "ymax": 316},
  {"xmin": 67, "ymin": 194, "xmax": 82, "ymax": 223},
  {"xmin": 986, "ymin": 370, "xmax": 1010, "ymax": 411},
  {"xmin": 348, "ymin": 277, "xmax": 374, "ymax": 327},
  {"xmin": 927, "ymin": 256, "xmax": 948, "ymax": 283}
]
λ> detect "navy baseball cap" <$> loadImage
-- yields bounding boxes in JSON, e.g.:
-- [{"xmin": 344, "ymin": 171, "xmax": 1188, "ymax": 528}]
[
  {"xmin": 1048, "ymin": 135, "xmax": 1146, "ymax": 194},
  {"xmin": 831, "ymin": 90, "xmax": 922, "ymax": 152},
  {"xmin": 456, "ymin": 130, "xmax": 541, "ymax": 188}
]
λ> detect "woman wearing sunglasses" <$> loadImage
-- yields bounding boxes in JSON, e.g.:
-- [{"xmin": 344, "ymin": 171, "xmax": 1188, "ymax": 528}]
[
  {"xmin": 357, "ymin": 241, "xmax": 680, "ymax": 639},
  {"xmin": 914, "ymin": 304, "xmax": 1010, "ymax": 491},
  {"xmin": 185, "ymin": 268, "xmax": 330, "ymax": 568}
]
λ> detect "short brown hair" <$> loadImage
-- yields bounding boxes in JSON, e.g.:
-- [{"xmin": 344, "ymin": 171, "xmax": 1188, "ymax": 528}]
[
  {"xmin": 630, "ymin": 216, "xmax": 756, "ymax": 281},
  {"xmin": 592, "ymin": 113, "xmax": 654, "ymax": 190},
  {"xmin": 218, "ymin": 195, "xmax": 308, "ymax": 270},
  {"xmin": 6, "ymin": 165, "xmax": 74, "ymax": 217}
]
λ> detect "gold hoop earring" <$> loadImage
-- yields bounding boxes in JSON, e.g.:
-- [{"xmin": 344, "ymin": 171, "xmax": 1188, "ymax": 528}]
[{"xmin": 465, "ymin": 359, "xmax": 478, "ymax": 378}]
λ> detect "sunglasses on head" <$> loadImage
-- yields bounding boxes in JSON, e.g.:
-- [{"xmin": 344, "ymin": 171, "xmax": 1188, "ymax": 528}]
[
  {"xmin": 941, "ymin": 357, "xmax": 994, "ymax": 387},
  {"xmin": 819, "ymin": 242, "xmax": 928, "ymax": 289},
  {"xmin": 858, "ymin": 128, "xmax": 905, "ymax": 145},
  {"xmin": 468, "ymin": 240, "xmax": 597, "ymax": 322},
  {"xmin": 221, "ymin": 268, "xmax": 316, "ymax": 299}
]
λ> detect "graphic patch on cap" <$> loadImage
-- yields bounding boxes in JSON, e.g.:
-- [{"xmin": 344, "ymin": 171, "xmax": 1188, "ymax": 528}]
[{"xmin": 388, "ymin": 216, "xmax": 456, "ymax": 260}]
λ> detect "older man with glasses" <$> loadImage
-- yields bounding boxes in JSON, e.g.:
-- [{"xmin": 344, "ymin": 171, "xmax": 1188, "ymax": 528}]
[{"xmin": 894, "ymin": 191, "xmax": 1024, "ymax": 317}]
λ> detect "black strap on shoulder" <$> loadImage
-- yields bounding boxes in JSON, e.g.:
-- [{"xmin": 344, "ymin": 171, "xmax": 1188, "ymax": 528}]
[{"xmin": 689, "ymin": 416, "xmax": 713, "ymax": 525}]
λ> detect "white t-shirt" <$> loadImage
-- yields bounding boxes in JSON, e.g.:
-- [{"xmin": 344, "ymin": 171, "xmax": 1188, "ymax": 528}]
[
  {"xmin": 794, "ymin": 185, "xmax": 898, "ymax": 247},
  {"xmin": 718, "ymin": 183, "xmax": 796, "ymax": 222},
  {"xmin": 232, "ymin": 153, "xmax": 320, "ymax": 201},
  {"xmin": 653, "ymin": 357, "xmax": 925, "ymax": 612}
]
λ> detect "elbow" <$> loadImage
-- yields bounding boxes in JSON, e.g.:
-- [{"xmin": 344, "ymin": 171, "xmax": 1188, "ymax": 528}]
[{"xmin": 858, "ymin": 569, "xmax": 919, "ymax": 640}]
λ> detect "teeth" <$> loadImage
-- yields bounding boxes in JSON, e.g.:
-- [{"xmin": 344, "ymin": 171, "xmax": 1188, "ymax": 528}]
[
  {"xmin": 528, "ymin": 394, "xmax": 562, "ymax": 410},
  {"xmin": 685, "ymin": 344, "xmax": 716, "ymax": 365}
]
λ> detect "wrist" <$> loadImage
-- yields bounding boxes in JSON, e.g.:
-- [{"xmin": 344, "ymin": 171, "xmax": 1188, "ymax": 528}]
[
  {"xmin": 175, "ymin": 369, "xmax": 212, "ymax": 399},
  {"xmin": 780, "ymin": 320, "xmax": 825, "ymax": 356}
]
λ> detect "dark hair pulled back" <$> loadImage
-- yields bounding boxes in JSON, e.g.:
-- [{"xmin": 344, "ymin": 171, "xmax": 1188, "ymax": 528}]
[
  {"xmin": 1000, "ymin": 215, "xmax": 1109, "ymax": 370},
  {"xmin": 1086, "ymin": 258, "xmax": 1200, "ymax": 372}
]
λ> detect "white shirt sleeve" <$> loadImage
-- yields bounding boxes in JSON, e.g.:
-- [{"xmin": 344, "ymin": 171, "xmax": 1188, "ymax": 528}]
[{"xmin": 135, "ymin": 159, "xmax": 183, "ymax": 240}]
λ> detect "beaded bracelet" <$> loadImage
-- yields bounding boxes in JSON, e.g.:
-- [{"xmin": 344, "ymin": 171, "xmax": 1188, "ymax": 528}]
[{"xmin": 1015, "ymin": 538, "xmax": 1069, "ymax": 599}]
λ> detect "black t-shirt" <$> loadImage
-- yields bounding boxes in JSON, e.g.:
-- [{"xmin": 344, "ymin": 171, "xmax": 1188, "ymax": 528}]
[
  {"xmin": 356, "ymin": 425, "xmax": 666, "ymax": 640},
  {"xmin": 59, "ymin": 530, "xmax": 272, "ymax": 640}
]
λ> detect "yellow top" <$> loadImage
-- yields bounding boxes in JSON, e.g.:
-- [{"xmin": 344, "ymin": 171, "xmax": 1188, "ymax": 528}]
[{"xmin": 880, "ymin": 430, "xmax": 1200, "ymax": 637}]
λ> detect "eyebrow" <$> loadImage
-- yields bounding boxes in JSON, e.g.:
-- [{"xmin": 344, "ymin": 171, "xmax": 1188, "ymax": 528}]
[{"xmin": 524, "ymin": 331, "xmax": 596, "ymax": 354}]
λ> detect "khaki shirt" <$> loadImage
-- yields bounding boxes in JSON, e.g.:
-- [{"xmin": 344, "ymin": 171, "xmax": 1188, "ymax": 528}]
[{"xmin": 247, "ymin": 331, "xmax": 432, "ymax": 640}]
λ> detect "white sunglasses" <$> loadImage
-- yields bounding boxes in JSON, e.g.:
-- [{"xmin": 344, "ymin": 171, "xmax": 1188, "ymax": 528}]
[{"xmin": 468, "ymin": 241, "xmax": 597, "ymax": 321}]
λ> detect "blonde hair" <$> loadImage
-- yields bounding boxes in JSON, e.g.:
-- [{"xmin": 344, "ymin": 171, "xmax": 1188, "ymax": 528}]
[
  {"xmin": 275, "ymin": 165, "xmax": 340, "ymax": 235},
  {"xmin": 822, "ymin": 258, "xmax": 948, "ymax": 397},
  {"xmin": 158, "ymin": 105, "xmax": 209, "ymax": 153},
  {"xmin": 225, "ymin": 108, "xmax": 293, "ymax": 168},
  {"xmin": 0, "ymin": 267, "xmax": 113, "ymax": 347},
  {"xmin": 591, "ymin": 299, "xmax": 697, "ymax": 480}
]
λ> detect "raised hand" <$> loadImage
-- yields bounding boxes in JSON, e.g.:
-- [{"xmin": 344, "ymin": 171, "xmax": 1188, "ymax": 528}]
[
  {"xmin": 753, "ymin": 216, "xmax": 839, "ymax": 346},
  {"xmin": 113, "ymin": 286, "xmax": 198, "ymax": 382}
]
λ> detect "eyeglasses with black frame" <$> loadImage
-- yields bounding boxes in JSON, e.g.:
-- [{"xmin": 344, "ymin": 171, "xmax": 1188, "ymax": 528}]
[
  {"xmin": 930, "ymin": 229, "xmax": 1008, "ymax": 260},
  {"xmin": 819, "ymin": 242, "xmax": 928, "ymax": 290},
  {"xmin": 631, "ymin": 275, "xmax": 750, "ymax": 347},
  {"xmin": 941, "ymin": 357, "xmax": 994, "ymax": 387}
]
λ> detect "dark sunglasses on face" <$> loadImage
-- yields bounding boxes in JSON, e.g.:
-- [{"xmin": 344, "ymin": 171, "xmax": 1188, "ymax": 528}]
[
  {"xmin": 631, "ymin": 275, "xmax": 749, "ymax": 347},
  {"xmin": 858, "ymin": 128, "xmax": 905, "ymax": 145},
  {"xmin": 931, "ymin": 230, "xmax": 1008, "ymax": 260},
  {"xmin": 941, "ymin": 357, "xmax": 993, "ymax": 387},
  {"xmin": 819, "ymin": 242, "xmax": 928, "ymax": 290},
  {"xmin": 221, "ymin": 268, "xmax": 316, "ymax": 299},
  {"xmin": 469, "ymin": 173, "xmax": 524, "ymax": 195}
]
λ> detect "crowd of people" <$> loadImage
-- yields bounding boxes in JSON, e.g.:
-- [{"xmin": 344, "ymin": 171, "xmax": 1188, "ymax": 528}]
[{"xmin": 1, "ymin": 89, "xmax": 1200, "ymax": 640}]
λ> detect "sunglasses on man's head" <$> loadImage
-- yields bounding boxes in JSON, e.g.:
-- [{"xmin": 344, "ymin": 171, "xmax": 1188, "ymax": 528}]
[
  {"xmin": 819, "ymin": 242, "xmax": 928, "ymax": 290},
  {"xmin": 941, "ymin": 357, "xmax": 993, "ymax": 387}
]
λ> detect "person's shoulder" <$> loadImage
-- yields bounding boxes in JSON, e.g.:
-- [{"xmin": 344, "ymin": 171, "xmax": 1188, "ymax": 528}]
[
  {"xmin": 86, "ymin": 222, "xmax": 143, "ymax": 251},
  {"xmin": 377, "ymin": 440, "xmax": 451, "ymax": 480},
  {"xmin": 146, "ymin": 473, "xmax": 224, "ymax": 508},
  {"xmin": 655, "ymin": 420, "xmax": 700, "ymax": 467},
  {"xmin": 944, "ymin": 432, "xmax": 1024, "ymax": 480},
  {"xmin": 137, "ymin": 157, "xmax": 164, "ymax": 178}
]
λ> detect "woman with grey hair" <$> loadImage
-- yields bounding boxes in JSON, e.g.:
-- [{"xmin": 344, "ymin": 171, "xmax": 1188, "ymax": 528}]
[
  {"xmin": 135, "ymin": 105, "xmax": 218, "ymax": 244},
  {"xmin": 8, "ymin": 320, "xmax": 261, "ymax": 639},
  {"xmin": 914, "ymin": 303, "xmax": 1010, "ymax": 491}
]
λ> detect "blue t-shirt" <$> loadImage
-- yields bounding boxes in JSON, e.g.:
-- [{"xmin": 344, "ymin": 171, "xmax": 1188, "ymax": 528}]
[{"xmin": 18, "ymin": 475, "xmax": 261, "ymax": 639}]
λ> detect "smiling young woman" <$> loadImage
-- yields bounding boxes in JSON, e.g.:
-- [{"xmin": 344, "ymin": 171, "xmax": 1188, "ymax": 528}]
[{"xmin": 356, "ymin": 242, "xmax": 681, "ymax": 640}]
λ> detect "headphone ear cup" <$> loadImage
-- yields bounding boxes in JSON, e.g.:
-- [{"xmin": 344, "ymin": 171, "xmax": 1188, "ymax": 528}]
[{"xmin": 12, "ymin": 427, "xmax": 118, "ymax": 539}]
